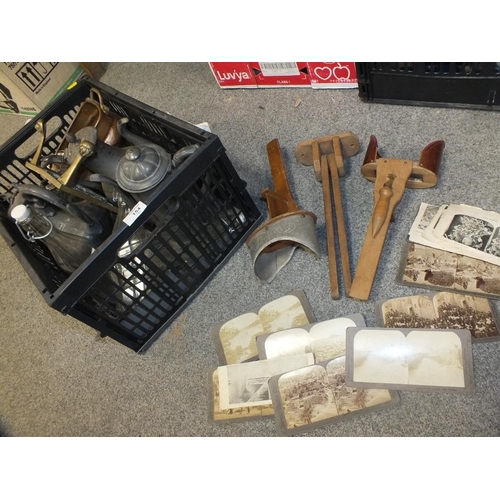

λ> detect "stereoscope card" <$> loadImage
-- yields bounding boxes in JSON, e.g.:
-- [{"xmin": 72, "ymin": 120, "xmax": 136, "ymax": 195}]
[
  {"xmin": 398, "ymin": 239, "xmax": 500, "ymax": 299},
  {"xmin": 376, "ymin": 292, "xmax": 500, "ymax": 343},
  {"xmin": 268, "ymin": 356, "xmax": 400, "ymax": 436},
  {"xmin": 211, "ymin": 290, "xmax": 316, "ymax": 365},
  {"xmin": 345, "ymin": 327, "xmax": 474, "ymax": 394},
  {"xmin": 256, "ymin": 314, "xmax": 366, "ymax": 363},
  {"xmin": 422, "ymin": 204, "xmax": 500, "ymax": 266},
  {"xmin": 209, "ymin": 353, "xmax": 314, "ymax": 423},
  {"xmin": 408, "ymin": 202, "xmax": 441, "ymax": 246},
  {"xmin": 209, "ymin": 366, "xmax": 275, "ymax": 423}
]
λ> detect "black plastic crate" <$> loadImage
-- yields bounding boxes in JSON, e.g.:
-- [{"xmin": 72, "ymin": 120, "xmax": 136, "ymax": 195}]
[
  {"xmin": 0, "ymin": 77, "xmax": 262, "ymax": 352},
  {"xmin": 356, "ymin": 62, "xmax": 500, "ymax": 111}
]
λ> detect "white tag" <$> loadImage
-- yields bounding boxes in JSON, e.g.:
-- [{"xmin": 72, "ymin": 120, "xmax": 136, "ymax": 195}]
[
  {"xmin": 258, "ymin": 62, "xmax": 299, "ymax": 77},
  {"xmin": 123, "ymin": 201, "xmax": 147, "ymax": 226},
  {"xmin": 195, "ymin": 121, "xmax": 211, "ymax": 132}
]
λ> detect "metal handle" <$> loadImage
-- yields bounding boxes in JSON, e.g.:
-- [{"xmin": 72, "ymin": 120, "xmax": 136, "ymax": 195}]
[{"xmin": 16, "ymin": 216, "xmax": 53, "ymax": 242}]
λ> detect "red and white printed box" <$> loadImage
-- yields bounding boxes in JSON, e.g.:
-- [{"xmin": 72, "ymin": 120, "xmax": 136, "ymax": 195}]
[
  {"xmin": 209, "ymin": 62, "xmax": 357, "ymax": 89},
  {"xmin": 209, "ymin": 63, "xmax": 257, "ymax": 88},
  {"xmin": 249, "ymin": 62, "xmax": 311, "ymax": 87},
  {"xmin": 307, "ymin": 62, "xmax": 357, "ymax": 88}
]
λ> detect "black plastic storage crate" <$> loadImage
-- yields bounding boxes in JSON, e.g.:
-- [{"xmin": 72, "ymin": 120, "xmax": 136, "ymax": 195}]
[
  {"xmin": 356, "ymin": 62, "xmax": 500, "ymax": 110},
  {"xmin": 0, "ymin": 77, "xmax": 262, "ymax": 352}
]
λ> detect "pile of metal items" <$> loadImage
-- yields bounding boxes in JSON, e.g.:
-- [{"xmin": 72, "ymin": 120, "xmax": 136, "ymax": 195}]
[{"xmin": 7, "ymin": 88, "xmax": 199, "ymax": 307}]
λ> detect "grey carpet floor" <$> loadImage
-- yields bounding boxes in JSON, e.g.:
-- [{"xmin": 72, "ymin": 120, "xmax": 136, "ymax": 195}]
[{"xmin": 0, "ymin": 62, "xmax": 499, "ymax": 437}]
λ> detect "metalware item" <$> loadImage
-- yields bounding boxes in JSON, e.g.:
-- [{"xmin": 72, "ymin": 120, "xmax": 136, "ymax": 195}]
[
  {"xmin": 53, "ymin": 87, "xmax": 121, "ymax": 167},
  {"xmin": 9, "ymin": 184, "xmax": 113, "ymax": 274},
  {"xmin": 63, "ymin": 119, "xmax": 172, "ymax": 194},
  {"xmin": 24, "ymin": 120, "xmax": 118, "ymax": 213}
]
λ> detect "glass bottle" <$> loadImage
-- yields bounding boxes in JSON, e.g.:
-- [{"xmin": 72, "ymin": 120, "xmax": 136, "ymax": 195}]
[{"xmin": 10, "ymin": 204, "xmax": 98, "ymax": 274}]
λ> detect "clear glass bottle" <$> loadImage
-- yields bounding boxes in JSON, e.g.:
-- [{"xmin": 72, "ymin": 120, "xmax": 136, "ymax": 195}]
[{"xmin": 10, "ymin": 204, "xmax": 98, "ymax": 274}]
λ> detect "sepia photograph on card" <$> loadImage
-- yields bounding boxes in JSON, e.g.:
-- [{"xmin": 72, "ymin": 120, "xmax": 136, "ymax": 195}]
[
  {"xmin": 210, "ymin": 290, "xmax": 316, "ymax": 365},
  {"xmin": 422, "ymin": 204, "xmax": 500, "ymax": 266},
  {"xmin": 208, "ymin": 368, "xmax": 275, "ymax": 423},
  {"xmin": 398, "ymin": 239, "xmax": 500, "ymax": 299},
  {"xmin": 268, "ymin": 356, "xmax": 399, "ymax": 436},
  {"xmin": 216, "ymin": 353, "xmax": 314, "ymax": 412},
  {"xmin": 256, "ymin": 314, "xmax": 366, "ymax": 363},
  {"xmin": 345, "ymin": 327, "xmax": 475, "ymax": 394},
  {"xmin": 376, "ymin": 292, "xmax": 500, "ymax": 342}
]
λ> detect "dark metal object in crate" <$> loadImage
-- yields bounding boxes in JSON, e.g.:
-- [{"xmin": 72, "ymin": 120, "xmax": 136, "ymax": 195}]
[
  {"xmin": 0, "ymin": 78, "xmax": 262, "ymax": 352},
  {"xmin": 356, "ymin": 62, "xmax": 500, "ymax": 111}
]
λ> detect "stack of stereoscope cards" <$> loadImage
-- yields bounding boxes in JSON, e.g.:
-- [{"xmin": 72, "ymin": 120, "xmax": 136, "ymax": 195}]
[
  {"xmin": 400, "ymin": 203, "xmax": 500, "ymax": 299},
  {"xmin": 208, "ymin": 290, "xmax": 497, "ymax": 436},
  {"xmin": 208, "ymin": 203, "xmax": 500, "ymax": 436}
]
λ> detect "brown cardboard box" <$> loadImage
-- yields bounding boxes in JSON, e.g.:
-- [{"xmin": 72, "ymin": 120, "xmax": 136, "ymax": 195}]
[{"xmin": 0, "ymin": 62, "xmax": 84, "ymax": 117}]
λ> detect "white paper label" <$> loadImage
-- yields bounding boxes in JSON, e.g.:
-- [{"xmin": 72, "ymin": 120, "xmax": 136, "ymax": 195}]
[
  {"xmin": 258, "ymin": 62, "xmax": 299, "ymax": 77},
  {"xmin": 123, "ymin": 201, "xmax": 147, "ymax": 226},
  {"xmin": 195, "ymin": 121, "xmax": 211, "ymax": 132}
]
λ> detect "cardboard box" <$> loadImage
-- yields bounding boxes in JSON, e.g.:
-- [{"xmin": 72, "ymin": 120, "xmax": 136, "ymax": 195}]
[
  {"xmin": 307, "ymin": 62, "xmax": 357, "ymax": 88},
  {"xmin": 250, "ymin": 62, "xmax": 311, "ymax": 87},
  {"xmin": 209, "ymin": 62, "xmax": 258, "ymax": 88},
  {"xmin": 0, "ymin": 62, "xmax": 84, "ymax": 117},
  {"xmin": 209, "ymin": 62, "xmax": 357, "ymax": 89}
]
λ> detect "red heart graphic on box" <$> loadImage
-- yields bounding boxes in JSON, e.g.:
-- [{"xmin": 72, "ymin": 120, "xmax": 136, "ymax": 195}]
[
  {"xmin": 332, "ymin": 64, "xmax": 351, "ymax": 80},
  {"xmin": 314, "ymin": 66, "xmax": 332, "ymax": 81}
]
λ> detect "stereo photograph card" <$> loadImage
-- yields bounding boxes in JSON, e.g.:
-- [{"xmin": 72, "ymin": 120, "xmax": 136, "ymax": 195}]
[
  {"xmin": 268, "ymin": 356, "xmax": 399, "ymax": 436},
  {"xmin": 345, "ymin": 327, "xmax": 474, "ymax": 394}
]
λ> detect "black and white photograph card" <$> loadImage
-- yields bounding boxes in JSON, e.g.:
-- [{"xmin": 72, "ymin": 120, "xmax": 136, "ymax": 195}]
[
  {"xmin": 408, "ymin": 202, "xmax": 441, "ymax": 245},
  {"xmin": 422, "ymin": 204, "xmax": 500, "ymax": 265}
]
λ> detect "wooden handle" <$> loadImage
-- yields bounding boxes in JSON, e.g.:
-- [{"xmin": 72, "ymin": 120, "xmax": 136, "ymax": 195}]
[
  {"xmin": 371, "ymin": 174, "xmax": 396, "ymax": 237},
  {"xmin": 321, "ymin": 155, "xmax": 339, "ymax": 299},
  {"xmin": 261, "ymin": 188, "xmax": 294, "ymax": 219},
  {"xmin": 371, "ymin": 186, "xmax": 393, "ymax": 237},
  {"xmin": 328, "ymin": 146, "xmax": 352, "ymax": 294},
  {"xmin": 266, "ymin": 139, "xmax": 298, "ymax": 211},
  {"xmin": 349, "ymin": 160, "xmax": 412, "ymax": 301}
]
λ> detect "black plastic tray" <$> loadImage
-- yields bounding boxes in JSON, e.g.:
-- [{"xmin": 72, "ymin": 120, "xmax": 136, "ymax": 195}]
[{"xmin": 356, "ymin": 62, "xmax": 500, "ymax": 111}]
